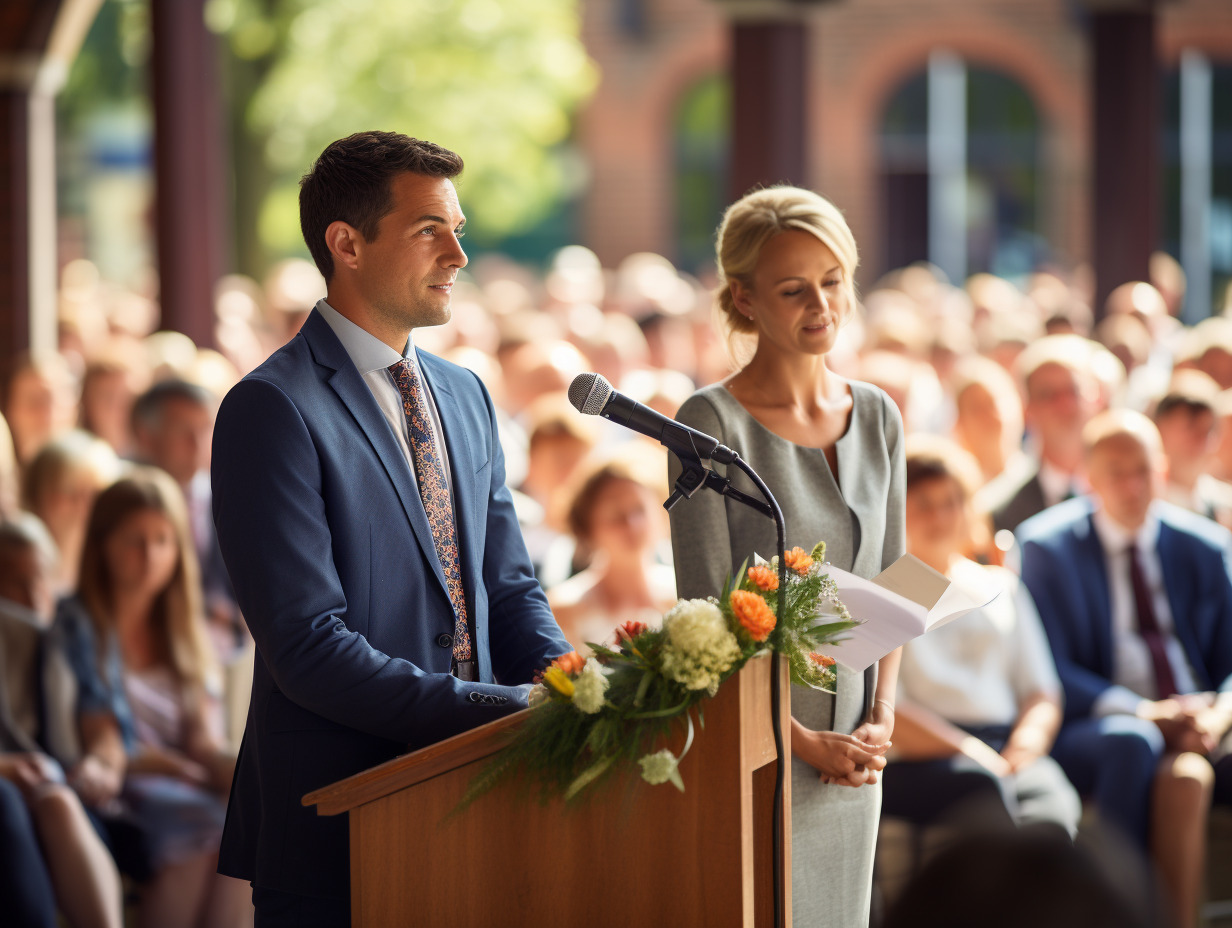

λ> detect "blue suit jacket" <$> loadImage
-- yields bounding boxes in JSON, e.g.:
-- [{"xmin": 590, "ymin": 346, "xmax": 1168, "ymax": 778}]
[
  {"xmin": 1017, "ymin": 497, "xmax": 1232, "ymax": 723},
  {"xmin": 211, "ymin": 310, "xmax": 570, "ymax": 898}
]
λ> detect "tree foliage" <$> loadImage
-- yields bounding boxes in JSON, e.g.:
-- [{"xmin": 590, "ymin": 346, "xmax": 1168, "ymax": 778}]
[{"xmin": 206, "ymin": 0, "xmax": 596, "ymax": 256}]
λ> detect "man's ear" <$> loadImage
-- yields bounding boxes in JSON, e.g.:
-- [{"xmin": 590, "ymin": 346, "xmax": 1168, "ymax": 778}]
[{"xmin": 325, "ymin": 221, "xmax": 362, "ymax": 274}]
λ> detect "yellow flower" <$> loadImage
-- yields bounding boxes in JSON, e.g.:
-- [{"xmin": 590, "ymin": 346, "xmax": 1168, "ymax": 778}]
[{"xmin": 543, "ymin": 666, "xmax": 575, "ymax": 698}]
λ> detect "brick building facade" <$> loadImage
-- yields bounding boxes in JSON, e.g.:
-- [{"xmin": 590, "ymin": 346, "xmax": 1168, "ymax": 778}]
[{"xmin": 576, "ymin": 0, "xmax": 1232, "ymax": 289}]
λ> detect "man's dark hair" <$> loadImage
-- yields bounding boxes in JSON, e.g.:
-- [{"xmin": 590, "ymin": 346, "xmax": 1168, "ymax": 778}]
[
  {"xmin": 131, "ymin": 379, "xmax": 215, "ymax": 433},
  {"xmin": 299, "ymin": 131, "xmax": 464, "ymax": 281}
]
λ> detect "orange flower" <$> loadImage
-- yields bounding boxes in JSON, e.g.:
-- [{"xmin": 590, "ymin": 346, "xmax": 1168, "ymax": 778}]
[
  {"xmin": 746, "ymin": 565, "xmax": 779, "ymax": 591},
  {"xmin": 730, "ymin": 590, "xmax": 777, "ymax": 642},
  {"xmin": 784, "ymin": 546, "xmax": 814, "ymax": 576},
  {"xmin": 552, "ymin": 651, "xmax": 586, "ymax": 676},
  {"xmin": 808, "ymin": 652, "xmax": 836, "ymax": 668},
  {"xmin": 615, "ymin": 620, "xmax": 649, "ymax": 644}
]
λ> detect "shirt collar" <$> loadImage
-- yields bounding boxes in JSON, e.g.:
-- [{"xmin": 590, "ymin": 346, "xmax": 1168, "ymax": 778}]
[
  {"xmin": 1038, "ymin": 459, "xmax": 1080, "ymax": 507},
  {"xmin": 315, "ymin": 299, "xmax": 414, "ymax": 375},
  {"xmin": 1091, "ymin": 501, "xmax": 1161, "ymax": 557}
]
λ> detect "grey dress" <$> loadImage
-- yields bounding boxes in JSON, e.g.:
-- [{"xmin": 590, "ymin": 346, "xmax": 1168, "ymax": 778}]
[{"xmin": 669, "ymin": 380, "xmax": 905, "ymax": 928}]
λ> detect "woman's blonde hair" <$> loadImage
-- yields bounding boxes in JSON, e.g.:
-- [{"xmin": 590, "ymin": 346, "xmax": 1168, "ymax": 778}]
[
  {"xmin": 714, "ymin": 186, "xmax": 859, "ymax": 363},
  {"xmin": 77, "ymin": 466, "xmax": 218, "ymax": 690}
]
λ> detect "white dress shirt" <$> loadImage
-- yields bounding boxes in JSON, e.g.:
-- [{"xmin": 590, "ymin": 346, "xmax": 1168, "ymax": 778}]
[
  {"xmin": 315, "ymin": 299, "xmax": 455, "ymax": 504},
  {"xmin": 1038, "ymin": 460, "xmax": 1084, "ymax": 509},
  {"xmin": 1091, "ymin": 504, "xmax": 1200, "ymax": 716},
  {"xmin": 898, "ymin": 559, "xmax": 1062, "ymax": 728}
]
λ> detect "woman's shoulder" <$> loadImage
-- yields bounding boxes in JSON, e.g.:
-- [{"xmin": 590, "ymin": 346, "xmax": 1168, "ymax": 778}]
[
  {"xmin": 846, "ymin": 379, "xmax": 904, "ymax": 444},
  {"xmin": 676, "ymin": 382, "xmax": 743, "ymax": 436}
]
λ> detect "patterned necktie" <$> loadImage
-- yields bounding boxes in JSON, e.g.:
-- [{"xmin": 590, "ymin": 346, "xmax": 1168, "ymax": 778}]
[
  {"xmin": 1127, "ymin": 542, "xmax": 1178, "ymax": 699},
  {"xmin": 389, "ymin": 359, "xmax": 473, "ymax": 663}
]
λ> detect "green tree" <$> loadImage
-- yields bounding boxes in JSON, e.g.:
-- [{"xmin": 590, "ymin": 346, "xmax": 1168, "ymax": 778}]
[{"xmin": 207, "ymin": 0, "xmax": 596, "ymax": 270}]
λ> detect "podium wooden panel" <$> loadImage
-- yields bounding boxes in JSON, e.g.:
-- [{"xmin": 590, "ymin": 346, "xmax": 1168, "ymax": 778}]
[{"xmin": 304, "ymin": 655, "xmax": 792, "ymax": 927}]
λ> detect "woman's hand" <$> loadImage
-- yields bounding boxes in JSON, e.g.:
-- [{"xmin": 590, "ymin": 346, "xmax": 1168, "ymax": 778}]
[
  {"xmin": 69, "ymin": 754, "xmax": 123, "ymax": 807},
  {"xmin": 851, "ymin": 698, "xmax": 895, "ymax": 751},
  {"xmin": 791, "ymin": 719, "xmax": 889, "ymax": 787}
]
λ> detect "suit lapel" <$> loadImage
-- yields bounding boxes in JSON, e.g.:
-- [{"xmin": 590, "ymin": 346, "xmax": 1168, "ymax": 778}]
[
  {"xmin": 301, "ymin": 312, "xmax": 450, "ymax": 598},
  {"xmin": 1076, "ymin": 513, "xmax": 1114, "ymax": 678},
  {"xmin": 1158, "ymin": 523, "xmax": 1211, "ymax": 690}
]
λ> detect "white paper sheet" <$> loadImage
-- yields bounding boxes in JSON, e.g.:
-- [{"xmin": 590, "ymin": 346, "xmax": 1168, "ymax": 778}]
[{"xmin": 822, "ymin": 554, "xmax": 999, "ymax": 672}]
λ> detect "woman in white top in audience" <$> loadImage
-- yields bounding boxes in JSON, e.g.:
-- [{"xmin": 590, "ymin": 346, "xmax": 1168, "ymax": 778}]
[{"xmin": 882, "ymin": 435, "xmax": 1081, "ymax": 835}]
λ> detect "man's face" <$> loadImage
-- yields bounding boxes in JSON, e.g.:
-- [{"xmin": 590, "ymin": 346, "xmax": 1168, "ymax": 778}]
[
  {"xmin": 354, "ymin": 172, "xmax": 468, "ymax": 334},
  {"xmin": 138, "ymin": 397, "xmax": 213, "ymax": 485},
  {"xmin": 1156, "ymin": 406, "xmax": 1218, "ymax": 470},
  {"xmin": 1088, "ymin": 433, "xmax": 1162, "ymax": 531},
  {"xmin": 1025, "ymin": 362, "xmax": 1097, "ymax": 449}
]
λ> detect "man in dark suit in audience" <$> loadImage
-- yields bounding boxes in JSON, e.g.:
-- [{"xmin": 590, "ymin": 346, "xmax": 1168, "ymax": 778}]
[
  {"xmin": 984, "ymin": 335, "xmax": 1101, "ymax": 535},
  {"xmin": 1018, "ymin": 409, "xmax": 1232, "ymax": 923},
  {"xmin": 211, "ymin": 131, "xmax": 571, "ymax": 926}
]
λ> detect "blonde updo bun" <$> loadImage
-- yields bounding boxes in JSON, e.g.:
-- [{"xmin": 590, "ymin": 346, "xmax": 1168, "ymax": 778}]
[{"xmin": 714, "ymin": 186, "xmax": 859, "ymax": 364}]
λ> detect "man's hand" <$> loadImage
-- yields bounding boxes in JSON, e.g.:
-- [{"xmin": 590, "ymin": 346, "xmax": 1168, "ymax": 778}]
[{"xmin": 1138, "ymin": 698, "xmax": 1215, "ymax": 754}]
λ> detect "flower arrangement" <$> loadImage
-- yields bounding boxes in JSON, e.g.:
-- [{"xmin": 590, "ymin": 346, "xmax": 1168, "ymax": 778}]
[{"xmin": 464, "ymin": 541, "xmax": 856, "ymax": 805}]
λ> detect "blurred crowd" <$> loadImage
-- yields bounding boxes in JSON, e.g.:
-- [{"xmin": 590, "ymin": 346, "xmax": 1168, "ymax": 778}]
[{"xmin": 3, "ymin": 243, "xmax": 1232, "ymax": 927}]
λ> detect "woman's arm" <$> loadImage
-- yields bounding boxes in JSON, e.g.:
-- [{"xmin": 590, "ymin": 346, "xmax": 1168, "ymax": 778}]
[
  {"xmin": 893, "ymin": 702, "xmax": 1010, "ymax": 776},
  {"xmin": 70, "ymin": 711, "xmax": 126, "ymax": 807},
  {"xmin": 1000, "ymin": 692, "xmax": 1062, "ymax": 773}
]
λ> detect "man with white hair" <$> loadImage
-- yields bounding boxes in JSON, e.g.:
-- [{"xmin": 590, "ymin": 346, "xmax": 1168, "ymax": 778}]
[{"xmin": 1018, "ymin": 409, "xmax": 1232, "ymax": 925}]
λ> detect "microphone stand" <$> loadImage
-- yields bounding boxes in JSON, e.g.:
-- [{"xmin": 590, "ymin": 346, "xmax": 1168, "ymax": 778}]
[{"xmin": 666, "ymin": 450, "xmax": 788, "ymax": 928}]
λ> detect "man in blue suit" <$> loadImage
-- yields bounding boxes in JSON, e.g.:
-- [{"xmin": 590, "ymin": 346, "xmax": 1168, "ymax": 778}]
[
  {"xmin": 211, "ymin": 131, "xmax": 571, "ymax": 926},
  {"xmin": 1018, "ymin": 409, "xmax": 1232, "ymax": 921}
]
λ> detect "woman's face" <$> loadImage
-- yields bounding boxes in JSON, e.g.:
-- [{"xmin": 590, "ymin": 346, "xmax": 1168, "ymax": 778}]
[
  {"xmin": 732, "ymin": 230, "xmax": 848, "ymax": 359},
  {"xmin": 585, "ymin": 477, "xmax": 658, "ymax": 556},
  {"xmin": 905, "ymin": 475, "xmax": 967, "ymax": 564},
  {"xmin": 103, "ymin": 507, "xmax": 179, "ymax": 601}
]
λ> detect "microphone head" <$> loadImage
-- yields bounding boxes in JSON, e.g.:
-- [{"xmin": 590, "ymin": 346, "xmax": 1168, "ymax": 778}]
[{"xmin": 568, "ymin": 372, "xmax": 612, "ymax": 416}]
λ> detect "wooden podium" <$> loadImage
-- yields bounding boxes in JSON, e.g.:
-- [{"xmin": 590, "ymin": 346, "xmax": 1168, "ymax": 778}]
[{"xmin": 303, "ymin": 655, "xmax": 792, "ymax": 927}]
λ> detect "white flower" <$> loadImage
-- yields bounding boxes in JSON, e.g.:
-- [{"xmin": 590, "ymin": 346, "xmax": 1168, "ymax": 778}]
[
  {"xmin": 638, "ymin": 749, "xmax": 681, "ymax": 788},
  {"xmin": 659, "ymin": 598, "xmax": 741, "ymax": 692},
  {"xmin": 571, "ymin": 658, "xmax": 609, "ymax": 714}
]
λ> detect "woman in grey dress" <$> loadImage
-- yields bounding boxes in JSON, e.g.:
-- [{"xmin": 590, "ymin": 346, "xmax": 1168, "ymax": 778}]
[{"xmin": 669, "ymin": 186, "xmax": 905, "ymax": 928}]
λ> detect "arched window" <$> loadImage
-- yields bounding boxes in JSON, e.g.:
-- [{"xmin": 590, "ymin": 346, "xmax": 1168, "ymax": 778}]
[{"xmin": 878, "ymin": 60, "xmax": 1043, "ymax": 281}]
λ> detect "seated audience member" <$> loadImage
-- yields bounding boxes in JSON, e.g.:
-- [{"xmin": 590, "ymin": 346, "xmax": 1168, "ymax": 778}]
[
  {"xmin": 547, "ymin": 448, "xmax": 676, "ymax": 652},
  {"xmin": 950, "ymin": 355, "xmax": 1026, "ymax": 486},
  {"xmin": 983, "ymin": 335, "xmax": 1102, "ymax": 535},
  {"xmin": 79, "ymin": 356, "xmax": 145, "ymax": 458},
  {"xmin": 883, "ymin": 438, "xmax": 1080, "ymax": 837},
  {"xmin": 130, "ymin": 380, "xmax": 244, "ymax": 664},
  {"xmin": 517, "ymin": 393, "xmax": 599, "ymax": 587},
  {"xmin": 23, "ymin": 430, "xmax": 122, "ymax": 593},
  {"xmin": 1152, "ymin": 371, "xmax": 1232, "ymax": 522},
  {"xmin": 1018, "ymin": 410, "xmax": 1232, "ymax": 928},
  {"xmin": 0, "ymin": 515, "xmax": 124, "ymax": 928},
  {"xmin": 4, "ymin": 353, "xmax": 79, "ymax": 468},
  {"xmin": 58, "ymin": 469, "xmax": 251, "ymax": 928}
]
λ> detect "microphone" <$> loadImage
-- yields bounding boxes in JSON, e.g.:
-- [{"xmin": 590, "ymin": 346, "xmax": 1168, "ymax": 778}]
[{"xmin": 567, "ymin": 373, "xmax": 737, "ymax": 465}]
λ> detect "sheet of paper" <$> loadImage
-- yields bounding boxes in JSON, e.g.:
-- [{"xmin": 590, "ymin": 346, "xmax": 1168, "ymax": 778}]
[{"xmin": 822, "ymin": 554, "xmax": 999, "ymax": 672}]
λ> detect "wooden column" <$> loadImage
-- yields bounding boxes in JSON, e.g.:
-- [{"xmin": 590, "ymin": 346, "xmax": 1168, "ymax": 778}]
[
  {"xmin": 150, "ymin": 0, "xmax": 226, "ymax": 347},
  {"xmin": 0, "ymin": 88, "xmax": 33, "ymax": 375},
  {"xmin": 1090, "ymin": 4, "xmax": 1158, "ymax": 317},
  {"xmin": 0, "ymin": 0, "xmax": 99, "ymax": 378},
  {"xmin": 729, "ymin": 19, "xmax": 809, "ymax": 200}
]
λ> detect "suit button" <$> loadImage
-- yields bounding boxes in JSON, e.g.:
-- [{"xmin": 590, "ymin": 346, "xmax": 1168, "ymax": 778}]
[{"xmin": 436, "ymin": 633, "xmax": 453, "ymax": 649}]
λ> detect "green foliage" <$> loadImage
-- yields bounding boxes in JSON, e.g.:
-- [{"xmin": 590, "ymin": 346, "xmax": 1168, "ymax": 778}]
[
  {"xmin": 208, "ymin": 0, "xmax": 596, "ymax": 256},
  {"xmin": 461, "ymin": 541, "xmax": 858, "ymax": 809}
]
